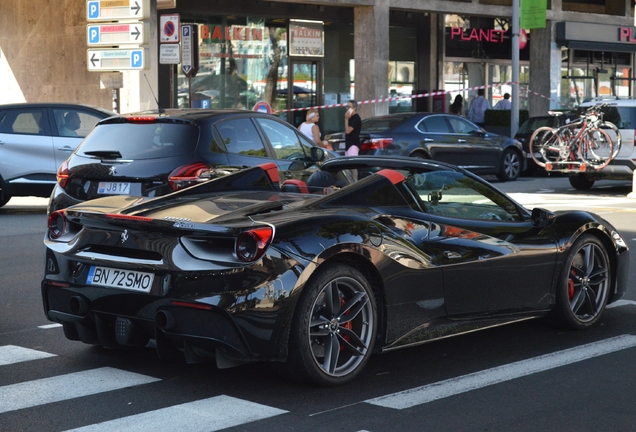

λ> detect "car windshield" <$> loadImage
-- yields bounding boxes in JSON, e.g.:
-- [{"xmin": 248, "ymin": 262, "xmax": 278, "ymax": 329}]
[
  {"xmin": 361, "ymin": 117, "xmax": 408, "ymax": 133},
  {"xmin": 77, "ymin": 123, "xmax": 199, "ymax": 160},
  {"xmin": 404, "ymin": 169, "xmax": 522, "ymax": 221}
]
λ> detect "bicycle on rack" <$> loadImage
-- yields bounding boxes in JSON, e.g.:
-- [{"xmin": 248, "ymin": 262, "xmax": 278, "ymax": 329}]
[{"xmin": 528, "ymin": 104, "xmax": 619, "ymax": 172}]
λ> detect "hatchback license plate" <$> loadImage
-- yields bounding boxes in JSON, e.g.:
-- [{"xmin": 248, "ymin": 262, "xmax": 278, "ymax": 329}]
[
  {"xmin": 98, "ymin": 181, "xmax": 131, "ymax": 195},
  {"xmin": 338, "ymin": 143, "xmax": 346, "ymax": 149},
  {"xmin": 87, "ymin": 266, "xmax": 154, "ymax": 292}
]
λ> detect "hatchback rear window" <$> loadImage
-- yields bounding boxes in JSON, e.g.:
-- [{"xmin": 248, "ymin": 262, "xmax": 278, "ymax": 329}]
[{"xmin": 78, "ymin": 123, "xmax": 199, "ymax": 159}]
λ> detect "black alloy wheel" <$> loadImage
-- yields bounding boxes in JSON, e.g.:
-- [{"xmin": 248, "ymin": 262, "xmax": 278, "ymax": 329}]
[
  {"xmin": 282, "ymin": 263, "xmax": 377, "ymax": 386},
  {"xmin": 548, "ymin": 234, "xmax": 610, "ymax": 329},
  {"xmin": 496, "ymin": 149, "xmax": 521, "ymax": 181}
]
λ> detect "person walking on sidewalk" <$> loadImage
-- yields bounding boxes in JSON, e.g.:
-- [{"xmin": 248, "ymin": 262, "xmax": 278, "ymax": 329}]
[{"xmin": 494, "ymin": 93, "xmax": 512, "ymax": 110}]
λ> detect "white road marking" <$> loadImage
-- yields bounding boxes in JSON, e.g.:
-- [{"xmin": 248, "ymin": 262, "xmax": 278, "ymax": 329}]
[
  {"xmin": 64, "ymin": 395, "xmax": 288, "ymax": 432},
  {"xmin": 0, "ymin": 367, "xmax": 160, "ymax": 414},
  {"xmin": 0, "ymin": 345, "xmax": 56, "ymax": 365},
  {"xmin": 365, "ymin": 334, "xmax": 636, "ymax": 410},
  {"xmin": 38, "ymin": 323, "xmax": 62, "ymax": 329}
]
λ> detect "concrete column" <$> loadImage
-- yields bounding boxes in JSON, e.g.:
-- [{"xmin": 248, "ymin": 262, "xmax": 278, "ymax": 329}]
[
  {"xmin": 353, "ymin": 1, "xmax": 389, "ymax": 118},
  {"xmin": 528, "ymin": 22, "xmax": 561, "ymax": 116}
]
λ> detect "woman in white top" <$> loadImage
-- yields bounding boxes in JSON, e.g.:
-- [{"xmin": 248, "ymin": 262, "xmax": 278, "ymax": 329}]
[{"xmin": 298, "ymin": 109, "xmax": 332, "ymax": 150}]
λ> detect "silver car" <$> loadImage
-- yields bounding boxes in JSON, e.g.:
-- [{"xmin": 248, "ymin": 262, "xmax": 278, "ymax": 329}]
[{"xmin": 0, "ymin": 103, "xmax": 114, "ymax": 207}]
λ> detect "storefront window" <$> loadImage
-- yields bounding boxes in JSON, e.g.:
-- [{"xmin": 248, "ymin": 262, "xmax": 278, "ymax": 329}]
[{"xmin": 177, "ymin": 18, "xmax": 288, "ymax": 110}]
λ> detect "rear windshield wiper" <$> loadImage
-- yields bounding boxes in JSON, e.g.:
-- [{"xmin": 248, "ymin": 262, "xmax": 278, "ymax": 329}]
[{"xmin": 83, "ymin": 150, "xmax": 123, "ymax": 159}]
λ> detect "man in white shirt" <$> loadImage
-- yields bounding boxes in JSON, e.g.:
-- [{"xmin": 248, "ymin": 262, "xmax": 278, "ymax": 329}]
[
  {"xmin": 494, "ymin": 93, "xmax": 512, "ymax": 110},
  {"xmin": 467, "ymin": 88, "xmax": 490, "ymax": 127}
]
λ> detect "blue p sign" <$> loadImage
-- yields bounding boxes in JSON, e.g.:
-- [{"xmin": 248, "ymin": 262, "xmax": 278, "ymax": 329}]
[
  {"xmin": 88, "ymin": 27, "xmax": 99, "ymax": 44},
  {"xmin": 131, "ymin": 51, "xmax": 143, "ymax": 69},
  {"xmin": 88, "ymin": 1, "xmax": 99, "ymax": 19}
]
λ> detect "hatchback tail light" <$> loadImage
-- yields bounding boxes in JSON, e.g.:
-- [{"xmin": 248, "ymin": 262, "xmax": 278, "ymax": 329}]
[
  {"xmin": 57, "ymin": 160, "xmax": 69, "ymax": 189},
  {"xmin": 127, "ymin": 116, "xmax": 157, "ymax": 123},
  {"xmin": 360, "ymin": 138, "xmax": 393, "ymax": 151},
  {"xmin": 236, "ymin": 227, "xmax": 274, "ymax": 262},
  {"xmin": 168, "ymin": 162, "xmax": 212, "ymax": 191}
]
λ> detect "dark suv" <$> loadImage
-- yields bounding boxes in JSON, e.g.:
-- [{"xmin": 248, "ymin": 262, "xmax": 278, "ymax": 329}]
[
  {"xmin": 0, "ymin": 103, "xmax": 114, "ymax": 207},
  {"xmin": 49, "ymin": 109, "xmax": 331, "ymax": 212}
]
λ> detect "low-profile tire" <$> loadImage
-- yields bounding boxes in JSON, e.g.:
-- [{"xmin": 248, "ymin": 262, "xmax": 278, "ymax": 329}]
[
  {"xmin": 547, "ymin": 234, "xmax": 611, "ymax": 330},
  {"xmin": 282, "ymin": 263, "xmax": 377, "ymax": 386},
  {"xmin": 496, "ymin": 149, "xmax": 521, "ymax": 182},
  {"xmin": 568, "ymin": 174, "xmax": 595, "ymax": 190}
]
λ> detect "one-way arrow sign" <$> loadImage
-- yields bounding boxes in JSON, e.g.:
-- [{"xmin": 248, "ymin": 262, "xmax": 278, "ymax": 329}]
[
  {"xmin": 86, "ymin": 0, "xmax": 150, "ymax": 21},
  {"xmin": 87, "ymin": 22, "xmax": 148, "ymax": 46}
]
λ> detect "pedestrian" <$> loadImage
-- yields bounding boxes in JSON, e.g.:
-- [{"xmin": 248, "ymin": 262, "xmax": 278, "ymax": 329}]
[
  {"xmin": 344, "ymin": 100, "xmax": 362, "ymax": 156},
  {"xmin": 467, "ymin": 88, "xmax": 490, "ymax": 127},
  {"xmin": 450, "ymin": 94, "xmax": 463, "ymax": 116},
  {"xmin": 298, "ymin": 108, "xmax": 332, "ymax": 150},
  {"xmin": 494, "ymin": 93, "xmax": 512, "ymax": 110}
]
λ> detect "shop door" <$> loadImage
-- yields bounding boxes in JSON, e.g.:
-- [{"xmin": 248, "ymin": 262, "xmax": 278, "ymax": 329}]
[{"xmin": 284, "ymin": 59, "xmax": 322, "ymax": 128}]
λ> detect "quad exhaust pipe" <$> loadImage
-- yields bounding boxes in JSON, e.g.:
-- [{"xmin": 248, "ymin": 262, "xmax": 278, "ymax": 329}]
[
  {"xmin": 155, "ymin": 310, "xmax": 176, "ymax": 330},
  {"xmin": 69, "ymin": 296, "xmax": 88, "ymax": 315}
]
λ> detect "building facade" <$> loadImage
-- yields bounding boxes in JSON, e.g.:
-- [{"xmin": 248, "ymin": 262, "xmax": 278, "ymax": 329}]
[{"xmin": 1, "ymin": 0, "xmax": 634, "ymax": 134}]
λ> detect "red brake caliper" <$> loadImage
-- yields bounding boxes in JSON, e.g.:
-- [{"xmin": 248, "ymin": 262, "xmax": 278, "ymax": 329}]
[
  {"xmin": 340, "ymin": 296, "xmax": 352, "ymax": 352},
  {"xmin": 568, "ymin": 269, "xmax": 576, "ymax": 300}
]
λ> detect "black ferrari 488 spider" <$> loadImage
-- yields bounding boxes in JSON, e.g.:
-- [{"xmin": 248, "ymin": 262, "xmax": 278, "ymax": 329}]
[{"xmin": 42, "ymin": 156, "xmax": 629, "ymax": 386}]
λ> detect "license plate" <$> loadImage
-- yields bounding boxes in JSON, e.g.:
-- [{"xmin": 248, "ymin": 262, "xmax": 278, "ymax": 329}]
[
  {"xmin": 338, "ymin": 143, "xmax": 346, "ymax": 150},
  {"xmin": 87, "ymin": 266, "xmax": 154, "ymax": 292},
  {"xmin": 98, "ymin": 181, "xmax": 131, "ymax": 195}
]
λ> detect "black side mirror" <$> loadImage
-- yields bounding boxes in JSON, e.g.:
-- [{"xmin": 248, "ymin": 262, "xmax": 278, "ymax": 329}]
[
  {"xmin": 311, "ymin": 147, "xmax": 325, "ymax": 162},
  {"xmin": 531, "ymin": 207, "xmax": 556, "ymax": 227}
]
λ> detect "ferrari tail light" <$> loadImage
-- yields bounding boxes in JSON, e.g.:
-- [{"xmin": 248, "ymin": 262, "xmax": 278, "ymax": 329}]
[
  {"xmin": 168, "ymin": 162, "xmax": 213, "ymax": 191},
  {"xmin": 360, "ymin": 138, "xmax": 393, "ymax": 151},
  {"xmin": 57, "ymin": 160, "xmax": 69, "ymax": 189},
  {"xmin": 236, "ymin": 227, "xmax": 274, "ymax": 262},
  {"xmin": 48, "ymin": 210, "xmax": 68, "ymax": 239}
]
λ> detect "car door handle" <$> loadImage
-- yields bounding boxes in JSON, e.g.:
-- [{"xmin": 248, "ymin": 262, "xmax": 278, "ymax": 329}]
[
  {"xmin": 457, "ymin": 139, "xmax": 467, "ymax": 143},
  {"xmin": 444, "ymin": 251, "xmax": 462, "ymax": 259},
  {"xmin": 423, "ymin": 138, "xmax": 434, "ymax": 142},
  {"xmin": 57, "ymin": 146, "xmax": 74, "ymax": 151}
]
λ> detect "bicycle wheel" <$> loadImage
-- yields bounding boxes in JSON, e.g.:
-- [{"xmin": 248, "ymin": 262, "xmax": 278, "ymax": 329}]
[
  {"xmin": 529, "ymin": 127, "xmax": 564, "ymax": 168},
  {"xmin": 578, "ymin": 128, "xmax": 614, "ymax": 170},
  {"xmin": 599, "ymin": 121, "xmax": 621, "ymax": 159}
]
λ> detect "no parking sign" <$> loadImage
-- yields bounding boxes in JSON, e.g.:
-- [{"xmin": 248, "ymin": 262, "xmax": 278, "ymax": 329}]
[
  {"xmin": 253, "ymin": 101, "xmax": 272, "ymax": 114},
  {"xmin": 160, "ymin": 14, "xmax": 180, "ymax": 43}
]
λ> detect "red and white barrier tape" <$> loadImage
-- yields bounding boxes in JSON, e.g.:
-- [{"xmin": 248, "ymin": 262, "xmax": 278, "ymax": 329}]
[{"xmin": 275, "ymin": 82, "xmax": 572, "ymax": 113}]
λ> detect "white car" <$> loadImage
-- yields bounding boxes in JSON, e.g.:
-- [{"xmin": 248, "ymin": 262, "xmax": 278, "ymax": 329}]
[
  {"xmin": 569, "ymin": 98, "xmax": 636, "ymax": 190},
  {"xmin": 0, "ymin": 103, "xmax": 114, "ymax": 207}
]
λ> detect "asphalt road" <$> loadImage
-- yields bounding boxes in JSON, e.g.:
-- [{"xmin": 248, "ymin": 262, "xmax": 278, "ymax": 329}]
[{"xmin": 1, "ymin": 177, "xmax": 636, "ymax": 432}]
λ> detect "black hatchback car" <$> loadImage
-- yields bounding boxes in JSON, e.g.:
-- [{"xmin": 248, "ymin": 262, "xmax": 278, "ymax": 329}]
[
  {"xmin": 325, "ymin": 112, "xmax": 525, "ymax": 181},
  {"xmin": 49, "ymin": 109, "xmax": 331, "ymax": 212}
]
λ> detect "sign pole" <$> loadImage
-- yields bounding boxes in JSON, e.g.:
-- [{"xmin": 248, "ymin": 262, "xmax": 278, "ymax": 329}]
[
  {"xmin": 170, "ymin": 64, "xmax": 174, "ymax": 108},
  {"xmin": 511, "ymin": 0, "xmax": 520, "ymax": 138},
  {"xmin": 188, "ymin": 75, "xmax": 192, "ymax": 108}
]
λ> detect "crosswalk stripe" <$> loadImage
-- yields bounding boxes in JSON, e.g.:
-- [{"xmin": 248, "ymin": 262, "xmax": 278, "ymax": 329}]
[
  {"xmin": 0, "ymin": 367, "xmax": 160, "ymax": 414},
  {"xmin": 0, "ymin": 345, "xmax": 56, "ymax": 366},
  {"xmin": 64, "ymin": 395, "xmax": 288, "ymax": 432},
  {"xmin": 365, "ymin": 334, "xmax": 636, "ymax": 410}
]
